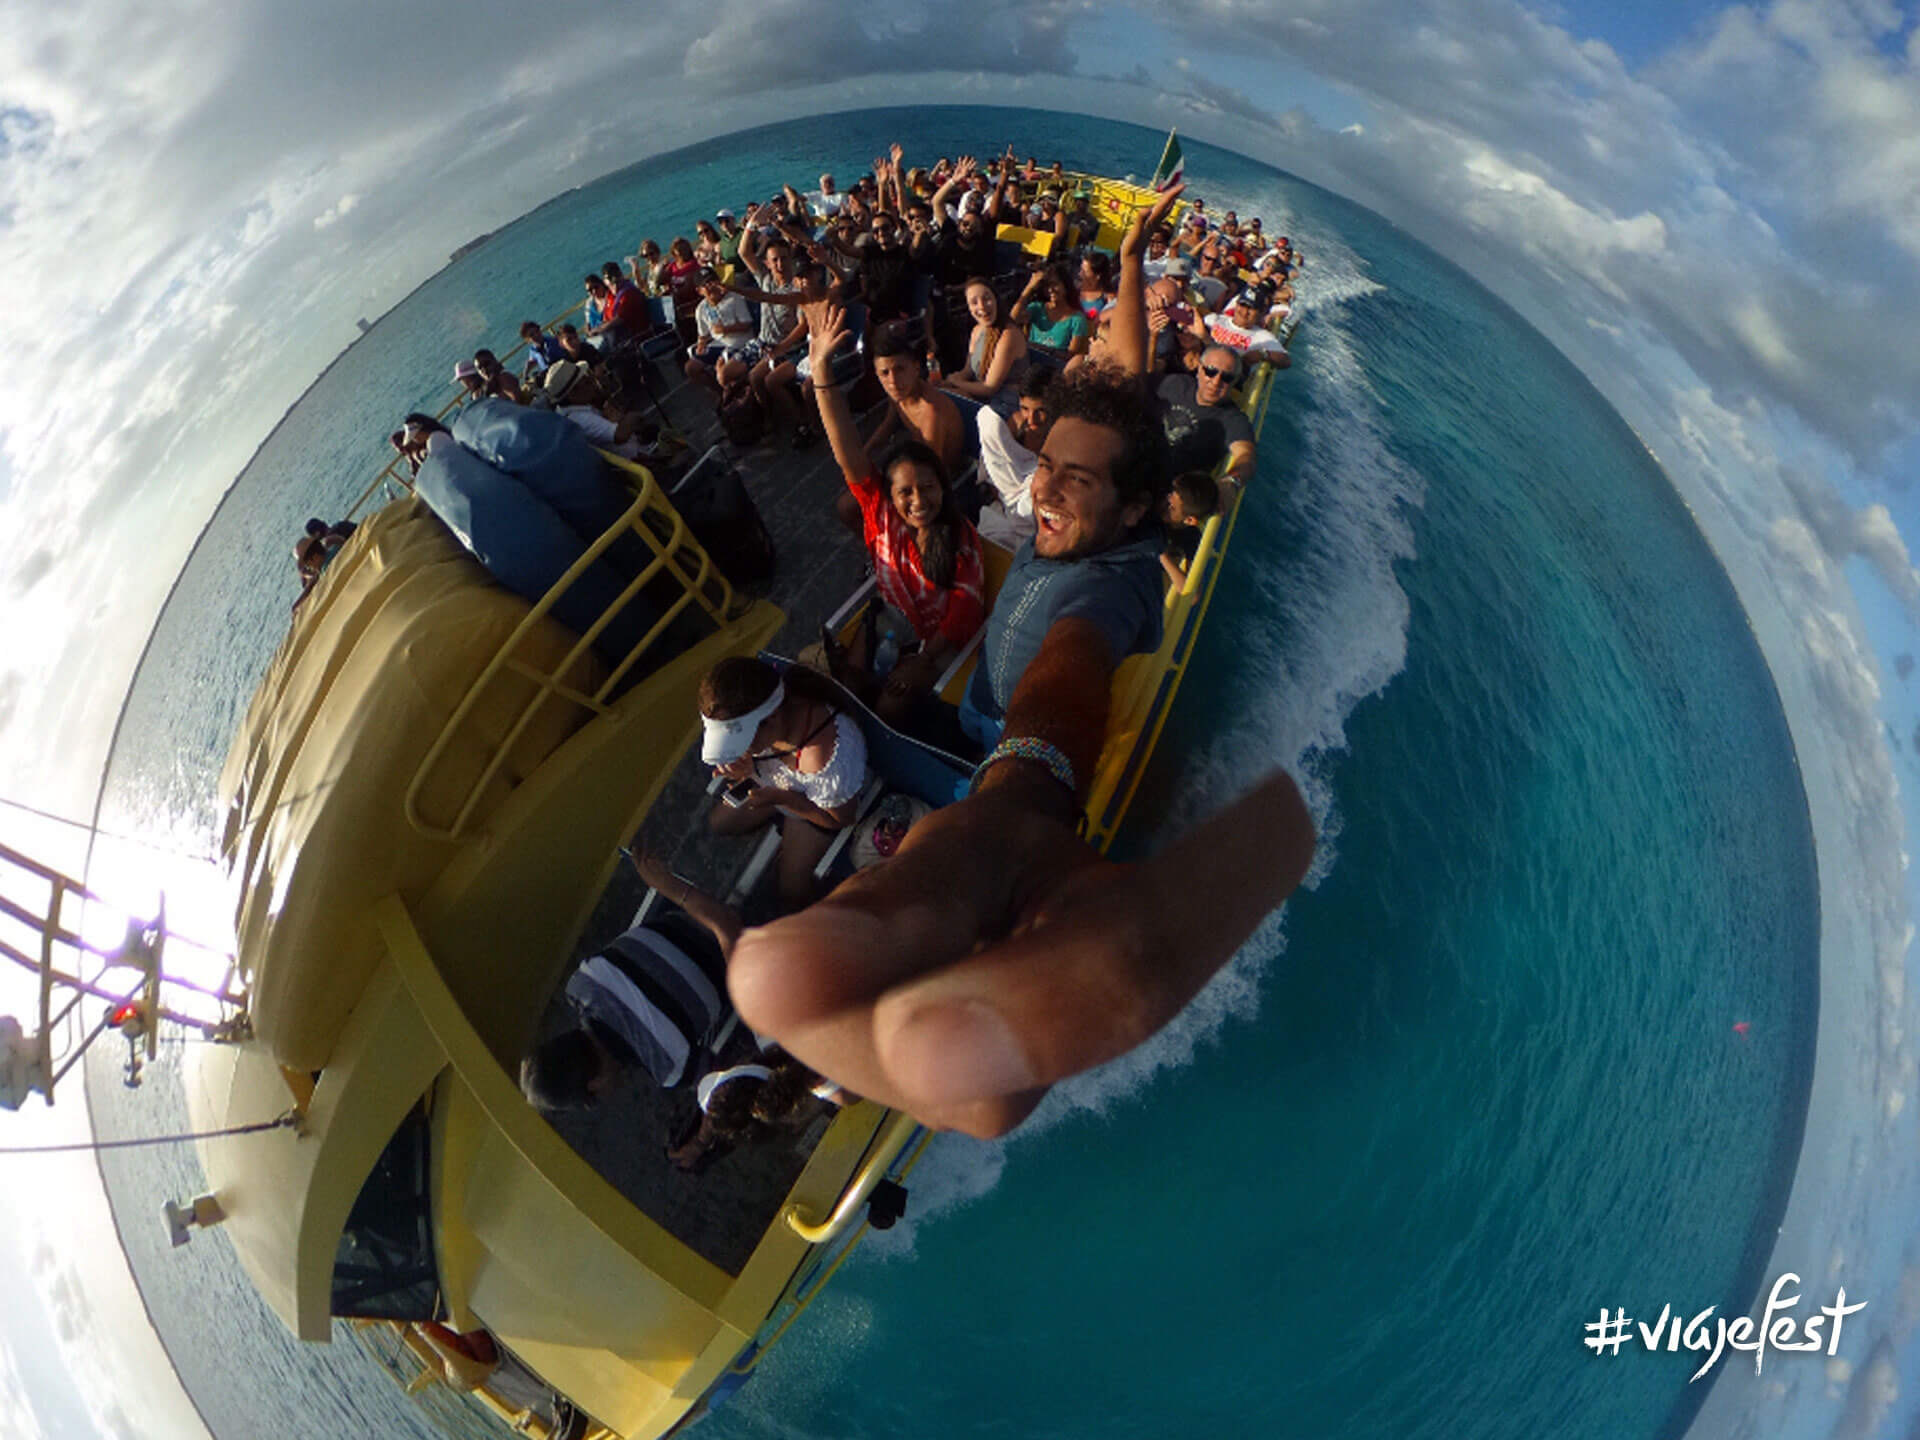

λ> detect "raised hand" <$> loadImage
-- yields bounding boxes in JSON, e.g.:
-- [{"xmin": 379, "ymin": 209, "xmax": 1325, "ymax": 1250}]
[
  {"xmin": 804, "ymin": 299, "xmax": 850, "ymax": 378},
  {"xmin": 1120, "ymin": 181, "xmax": 1185, "ymax": 260},
  {"xmin": 890, "ymin": 142, "xmax": 904, "ymax": 167}
]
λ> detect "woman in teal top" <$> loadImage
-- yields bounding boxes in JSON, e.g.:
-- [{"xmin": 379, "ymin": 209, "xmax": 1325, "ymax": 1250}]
[{"xmin": 1018, "ymin": 264, "xmax": 1092, "ymax": 359}]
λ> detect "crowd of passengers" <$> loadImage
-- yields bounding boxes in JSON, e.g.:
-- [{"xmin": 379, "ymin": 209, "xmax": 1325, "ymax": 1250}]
[
  {"xmin": 361, "ymin": 146, "xmax": 1307, "ymax": 1171},
  {"xmin": 395, "ymin": 143, "xmax": 1299, "ymax": 675}
]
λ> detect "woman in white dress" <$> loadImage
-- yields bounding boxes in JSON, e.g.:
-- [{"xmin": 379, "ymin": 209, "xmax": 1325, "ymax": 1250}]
[{"xmin": 699, "ymin": 657, "xmax": 869, "ymax": 908}]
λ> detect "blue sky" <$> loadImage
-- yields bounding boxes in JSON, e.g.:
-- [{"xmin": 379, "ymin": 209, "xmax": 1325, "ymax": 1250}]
[{"xmin": 1, "ymin": 2, "xmax": 1918, "ymax": 1437}]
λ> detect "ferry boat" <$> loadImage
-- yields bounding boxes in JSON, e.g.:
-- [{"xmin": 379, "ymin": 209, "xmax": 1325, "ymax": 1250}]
[{"xmin": 6, "ymin": 156, "xmax": 1286, "ymax": 1440}]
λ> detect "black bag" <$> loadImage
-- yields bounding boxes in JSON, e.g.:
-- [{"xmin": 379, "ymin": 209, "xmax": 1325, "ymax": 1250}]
[
  {"xmin": 669, "ymin": 454, "xmax": 776, "ymax": 587},
  {"xmin": 716, "ymin": 379, "xmax": 767, "ymax": 449}
]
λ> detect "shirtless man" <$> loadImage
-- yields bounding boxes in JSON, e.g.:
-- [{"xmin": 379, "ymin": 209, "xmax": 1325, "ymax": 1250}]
[{"xmin": 864, "ymin": 326, "xmax": 966, "ymax": 475}]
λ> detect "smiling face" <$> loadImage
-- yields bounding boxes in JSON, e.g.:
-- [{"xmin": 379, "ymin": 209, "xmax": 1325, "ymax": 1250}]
[
  {"xmin": 887, "ymin": 457, "xmax": 945, "ymax": 532},
  {"xmin": 965, "ymin": 281, "xmax": 999, "ymax": 326},
  {"xmin": 1029, "ymin": 417, "xmax": 1149, "ymax": 560}
]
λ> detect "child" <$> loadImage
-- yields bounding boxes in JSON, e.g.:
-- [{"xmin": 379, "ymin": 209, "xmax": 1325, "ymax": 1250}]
[{"xmin": 1160, "ymin": 469, "xmax": 1221, "ymax": 589}]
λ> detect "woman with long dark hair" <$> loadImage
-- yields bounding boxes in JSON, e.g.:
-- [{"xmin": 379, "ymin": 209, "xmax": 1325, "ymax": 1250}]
[{"xmin": 808, "ymin": 302, "xmax": 985, "ymax": 722}]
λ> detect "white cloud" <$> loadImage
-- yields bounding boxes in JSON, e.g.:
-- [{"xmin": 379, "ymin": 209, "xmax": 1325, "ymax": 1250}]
[
  {"xmin": 1146, "ymin": 0, "xmax": 1919, "ymax": 466},
  {"xmin": 312, "ymin": 193, "xmax": 361, "ymax": 230},
  {"xmin": 0, "ymin": 1337, "xmax": 51, "ymax": 1440}
]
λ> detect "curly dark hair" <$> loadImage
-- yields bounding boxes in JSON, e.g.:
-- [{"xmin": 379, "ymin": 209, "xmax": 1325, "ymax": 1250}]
[{"xmin": 1041, "ymin": 363, "xmax": 1172, "ymax": 511}]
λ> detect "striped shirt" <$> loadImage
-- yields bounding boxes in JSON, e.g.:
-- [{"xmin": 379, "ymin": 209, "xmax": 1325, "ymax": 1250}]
[{"xmin": 565, "ymin": 914, "xmax": 728, "ymax": 1090}]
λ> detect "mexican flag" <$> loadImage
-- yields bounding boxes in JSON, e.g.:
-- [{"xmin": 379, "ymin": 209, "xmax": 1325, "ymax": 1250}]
[{"xmin": 1151, "ymin": 131, "xmax": 1184, "ymax": 192}]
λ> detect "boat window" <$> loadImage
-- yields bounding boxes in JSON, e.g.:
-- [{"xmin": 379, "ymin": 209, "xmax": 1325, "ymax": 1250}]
[{"xmin": 330, "ymin": 1105, "xmax": 440, "ymax": 1322}]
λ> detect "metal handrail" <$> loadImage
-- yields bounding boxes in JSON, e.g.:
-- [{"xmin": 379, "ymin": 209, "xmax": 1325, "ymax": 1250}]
[
  {"xmin": 1081, "ymin": 362, "xmax": 1278, "ymax": 850},
  {"xmin": 401, "ymin": 454, "xmax": 737, "ymax": 842},
  {"xmin": 780, "ymin": 1110, "xmax": 922, "ymax": 1245}
]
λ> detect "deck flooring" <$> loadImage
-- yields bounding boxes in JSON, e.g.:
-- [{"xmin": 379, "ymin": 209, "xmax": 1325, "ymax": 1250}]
[{"xmin": 541, "ymin": 351, "xmax": 890, "ymax": 1277}]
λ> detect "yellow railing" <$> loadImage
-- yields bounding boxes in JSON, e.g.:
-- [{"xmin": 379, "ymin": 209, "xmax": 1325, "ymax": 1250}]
[
  {"xmin": 1081, "ymin": 361, "xmax": 1278, "ymax": 851},
  {"xmin": 400, "ymin": 452, "xmax": 736, "ymax": 842},
  {"xmin": 780, "ymin": 1111, "xmax": 923, "ymax": 1244},
  {"xmin": 728, "ymin": 1121, "xmax": 934, "ymax": 1377}
]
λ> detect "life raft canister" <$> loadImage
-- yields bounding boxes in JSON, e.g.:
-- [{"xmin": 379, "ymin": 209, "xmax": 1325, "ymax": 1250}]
[{"xmin": 416, "ymin": 1322, "xmax": 501, "ymax": 1390}]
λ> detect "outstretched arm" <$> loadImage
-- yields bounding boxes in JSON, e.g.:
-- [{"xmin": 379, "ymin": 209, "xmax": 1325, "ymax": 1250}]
[
  {"xmin": 630, "ymin": 849, "xmax": 744, "ymax": 958},
  {"xmin": 985, "ymin": 159, "xmax": 1010, "ymax": 224},
  {"xmin": 1111, "ymin": 182, "xmax": 1184, "ymax": 379},
  {"xmin": 738, "ymin": 207, "xmax": 764, "ymax": 275},
  {"xmin": 726, "ymin": 615, "xmax": 1317, "ymax": 1137},
  {"xmin": 887, "ymin": 143, "xmax": 906, "ymax": 213},
  {"xmin": 929, "ymin": 155, "xmax": 975, "ymax": 222},
  {"xmin": 805, "ymin": 301, "xmax": 870, "ymax": 492}
]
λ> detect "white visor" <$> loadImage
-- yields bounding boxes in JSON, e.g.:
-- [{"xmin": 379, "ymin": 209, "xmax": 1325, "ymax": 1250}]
[
  {"xmin": 700, "ymin": 679, "xmax": 784, "ymax": 766},
  {"xmin": 697, "ymin": 1064, "xmax": 773, "ymax": 1115}
]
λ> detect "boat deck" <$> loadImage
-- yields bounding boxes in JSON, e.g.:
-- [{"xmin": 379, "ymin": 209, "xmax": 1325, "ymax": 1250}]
[{"xmin": 536, "ymin": 349, "xmax": 890, "ymax": 1277}]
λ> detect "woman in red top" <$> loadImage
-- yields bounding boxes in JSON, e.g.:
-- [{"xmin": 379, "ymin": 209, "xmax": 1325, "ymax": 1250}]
[{"xmin": 807, "ymin": 302, "xmax": 984, "ymax": 724}]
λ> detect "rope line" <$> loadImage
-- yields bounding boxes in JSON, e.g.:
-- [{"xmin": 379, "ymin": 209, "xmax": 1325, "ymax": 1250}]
[
  {"xmin": 0, "ymin": 793, "xmax": 218, "ymax": 865},
  {"xmin": 0, "ymin": 1110, "xmax": 298, "ymax": 1155}
]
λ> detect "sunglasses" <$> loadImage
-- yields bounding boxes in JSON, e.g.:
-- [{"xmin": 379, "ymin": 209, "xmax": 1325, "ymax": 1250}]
[{"xmin": 1199, "ymin": 364, "xmax": 1233, "ymax": 380}]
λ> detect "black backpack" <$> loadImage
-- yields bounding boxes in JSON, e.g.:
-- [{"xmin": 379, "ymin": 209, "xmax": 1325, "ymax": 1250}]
[
  {"xmin": 667, "ymin": 450, "xmax": 777, "ymax": 588},
  {"xmin": 716, "ymin": 379, "xmax": 767, "ymax": 449}
]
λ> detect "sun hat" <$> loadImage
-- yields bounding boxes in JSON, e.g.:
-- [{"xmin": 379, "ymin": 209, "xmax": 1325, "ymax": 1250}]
[
  {"xmin": 543, "ymin": 359, "xmax": 584, "ymax": 398},
  {"xmin": 453, "ymin": 360, "xmax": 479, "ymax": 381}
]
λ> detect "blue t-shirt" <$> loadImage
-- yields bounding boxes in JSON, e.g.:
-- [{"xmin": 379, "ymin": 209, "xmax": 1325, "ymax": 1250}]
[{"xmin": 965, "ymin": 531, "xmax": 1166, "ymax": 721}]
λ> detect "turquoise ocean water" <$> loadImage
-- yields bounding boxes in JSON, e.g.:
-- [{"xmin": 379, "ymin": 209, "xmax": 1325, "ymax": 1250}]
[{"xmin": 87, "ymin": 107, "xmax": 1817, "ymax": 1440}]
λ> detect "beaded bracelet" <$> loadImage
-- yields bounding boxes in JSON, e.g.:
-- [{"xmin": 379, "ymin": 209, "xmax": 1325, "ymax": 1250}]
[{"xmin": 970, "ymin": 735, "xmax": 1077, "ymax": 800}]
